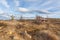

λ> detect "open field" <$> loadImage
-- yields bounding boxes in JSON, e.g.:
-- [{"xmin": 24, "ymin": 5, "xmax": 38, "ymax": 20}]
[{"xmin": 0, "ymin": 18, "xmax": 60, "ymax": 40}]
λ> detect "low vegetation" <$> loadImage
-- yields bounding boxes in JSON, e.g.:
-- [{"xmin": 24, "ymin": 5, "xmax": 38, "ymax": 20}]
[{"xmin": 0, "ymin": 19, "xmax": 60, "ymax": 40}]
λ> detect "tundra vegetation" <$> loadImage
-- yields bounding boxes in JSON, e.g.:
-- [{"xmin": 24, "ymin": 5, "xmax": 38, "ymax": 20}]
[{"xmin": 0, "ymin": 17, "xmax": 60, "ymax": 40}]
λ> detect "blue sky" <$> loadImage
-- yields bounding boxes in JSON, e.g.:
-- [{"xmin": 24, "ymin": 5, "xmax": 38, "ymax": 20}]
[{"xmin": 0, "ymin": 0, "xmax": 60, "ymax": 20}]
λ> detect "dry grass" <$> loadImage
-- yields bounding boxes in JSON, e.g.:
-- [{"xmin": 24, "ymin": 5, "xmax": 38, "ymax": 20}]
[{"xmin": 0, "ymin": 19, "xmax": 60, "ymax": 40}]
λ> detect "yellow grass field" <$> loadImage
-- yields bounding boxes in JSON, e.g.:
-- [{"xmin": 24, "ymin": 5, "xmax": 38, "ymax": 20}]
[{"xmin": 0, "ymin": 19, "xmax": 60, "ymax": 40}]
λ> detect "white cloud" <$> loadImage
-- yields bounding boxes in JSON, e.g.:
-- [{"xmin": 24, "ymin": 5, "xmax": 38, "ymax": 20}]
[
  {"xmin": 41, "ymin": 0, "xmax": 52, "ymax": 7},
  {"xmin": 40, "ymin": 10, "xmax": 51, "ymax": 14},
  {"xmin": 31, "ymin": 9, "xmax": 52, "ymax": 14},
  {"xmin": 0, "ymin": 10, "xmax": 10, "ymax": 19},
  {"xmin": 13, "ymin": 0, "xmax": 20, "ymax": 6},
  {"xmin": 0, "ymin": 10, "xmax": 4, "ymax": 13},
  {"xmin": 53, "ymin": 12, "xmax": 60, "ymax": 15},
  {"xmin": 17, "ymin": 7, "xmax": 52, "ymax": 14},
  {"xmin": 25, "ymin": 0, "xmax": 39, "ymax": 2},
  {"xmin": 1, "ymin": 15, "xmax": 9, "ymax": 18},
  {"xmin": 18, "ymin": 7, "xmax": 29, "ymax": 12},
  {"xmin": 0, "ymin": 0, "xmax": 10, "ymax": 8},
  {"xmin": 0, "ymin": 10, "xmax": 5, "ymax": 15},
  {"xmin": 43, "ymin": 7, "xmax": 54, "ymax": 10}
]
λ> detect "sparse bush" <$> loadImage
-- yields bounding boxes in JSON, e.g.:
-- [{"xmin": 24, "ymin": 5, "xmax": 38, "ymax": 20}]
[
  {"xmin": 27, "ymin": 30, "xmax": 59, "ymax": 40},
  {"xmin": 9, "ymin": 35, "xmax": 14, "ymax": 40},
  {"xmin": 16, "ymin": 24, "xmax": 24, "ymax": 29},
  {"xmin": 0, "ymin": 22, "xmax": 7, "ymax": 27},
  {"xmin": 10, "ymin": 15, "xmax": 14, "ymax": 20}
]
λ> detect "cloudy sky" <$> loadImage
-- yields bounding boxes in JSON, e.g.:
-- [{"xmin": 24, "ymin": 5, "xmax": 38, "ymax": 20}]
[{"xmin": 0, "ymin": 0, "xmax": 60, "ymax": 20}]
